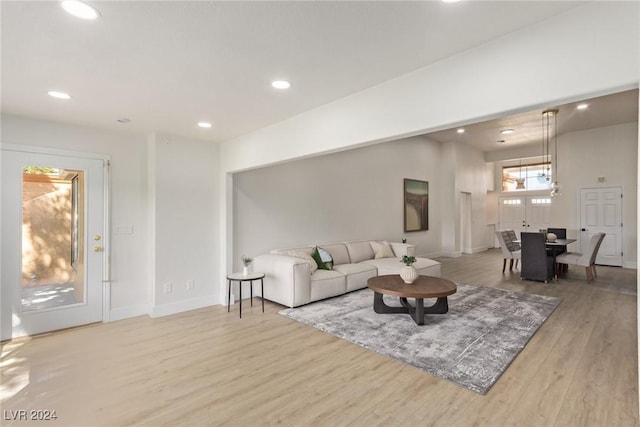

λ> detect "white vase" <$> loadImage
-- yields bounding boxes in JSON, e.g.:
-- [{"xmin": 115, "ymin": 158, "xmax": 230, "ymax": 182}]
[
  {"xmin": 400, "ymin": 265, "xmax": 419, "ymax": 284},
  {"xmin": 243, "ymin": 265, "xmax": 251, "ymax": 275}
]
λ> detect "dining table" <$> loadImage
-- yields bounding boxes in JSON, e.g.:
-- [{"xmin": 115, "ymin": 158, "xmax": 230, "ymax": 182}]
[
  {"xmin": 512, "ymin": 237, "xmax": 577, "ymax": 258},
  {"xmin": 545, "ymin": 238, "xmax": 577, "ymax": 257}
]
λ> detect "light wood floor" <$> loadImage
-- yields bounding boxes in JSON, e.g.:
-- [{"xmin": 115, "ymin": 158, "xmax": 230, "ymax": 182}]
[{"xmin": 1, "ymin": 249, "xmax": 637, "ymax": 426}]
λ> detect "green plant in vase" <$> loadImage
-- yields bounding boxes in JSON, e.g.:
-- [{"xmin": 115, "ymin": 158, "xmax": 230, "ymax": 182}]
[
  {"xmin": 400, "ymin": 255, "xmax": 418, "ymax": 283},
  {"xmin": 400, "ymin": 255, "xmax": 416, "ymax": 266},
  {"xmin": 241, "ymin": 255, "xmax": 253, "ymax": 275}
]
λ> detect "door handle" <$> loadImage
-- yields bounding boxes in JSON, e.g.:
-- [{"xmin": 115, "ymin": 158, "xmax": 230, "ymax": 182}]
[{"xmin": 93, "ymin": 246, "xmax": 103, "ymax": 252}]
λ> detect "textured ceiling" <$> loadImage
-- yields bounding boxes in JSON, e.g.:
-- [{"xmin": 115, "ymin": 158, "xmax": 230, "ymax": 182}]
[{"xmin": 1, "ymin": 1, "xmax": 589, "ymax": 144}]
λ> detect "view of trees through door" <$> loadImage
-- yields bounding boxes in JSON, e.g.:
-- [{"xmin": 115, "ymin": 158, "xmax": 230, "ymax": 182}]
[{"xmin": 21, "ymin": 166, "xmax": 85, "ymax": 311}]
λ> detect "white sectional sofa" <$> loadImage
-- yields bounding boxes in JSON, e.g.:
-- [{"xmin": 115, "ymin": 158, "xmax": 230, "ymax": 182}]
[{"xmin": 253, "ymin": 240, "xmax": 441, "ymax": 307}]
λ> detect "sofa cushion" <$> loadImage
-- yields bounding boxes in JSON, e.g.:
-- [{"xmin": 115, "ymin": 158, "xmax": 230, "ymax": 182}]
[
  {"xmin": 318, "ymin": 243, "xmax": 350, "ymax": 266},
  {"xmin": 370, "ymin": 240, "xmax": 395, "ymax": 259},
  {"xmin": 312, "ymin": 246, "xmax": 334, "ymax": 270},
  {"xmin": 333, "ymin": 263, "xmax": 378, "ymax": 292},
  {"xmin": 309, "ymin": 269, "xmax": 346, "ymax": 301},
  {"xmin": 345, "ymin": 241, "xmax": 374, "ymax": 263}
]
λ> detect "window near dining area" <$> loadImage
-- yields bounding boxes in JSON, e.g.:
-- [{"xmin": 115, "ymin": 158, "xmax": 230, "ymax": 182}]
[
  {"xmin": 502, "ymin": 161, "xmax": 552, "ymax": 192},
  {"xmin": 531, "ymin": 197, "xmax": 552, "ymax": 204}
]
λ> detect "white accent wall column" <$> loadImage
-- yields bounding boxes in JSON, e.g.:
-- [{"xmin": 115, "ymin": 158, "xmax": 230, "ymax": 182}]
[
  {"xmin": 148, "ymin": 133, "xmax": 220, "ymax": 317},
  {"xmin": 219, "ymin": 172, "xmax": 234, "ymax": 305},
  {"xmin": 441, "ymin": 141, "xmax": 459, "ymax": 257}
]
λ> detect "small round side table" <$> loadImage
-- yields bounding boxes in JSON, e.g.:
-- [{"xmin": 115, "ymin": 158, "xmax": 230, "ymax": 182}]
[{"xmin": 227, "ymin": 272, "xmax": 265, "ymax": 318}]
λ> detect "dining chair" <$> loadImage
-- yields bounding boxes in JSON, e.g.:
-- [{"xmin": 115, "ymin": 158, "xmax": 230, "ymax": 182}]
[
  {"xmin": 495, "ymin": 230, "xmax": 521, "ymax": 273},
  {"xmin": 546, "ymin": 227, "xmax": 568, "ymax": 269},
  {"xmin": 555, "ymin": 233, "xmax": 606, "ymax": 283},
  {"xmin": 520, "ymin": 232, "xmax": 555, "ymax": 283}
]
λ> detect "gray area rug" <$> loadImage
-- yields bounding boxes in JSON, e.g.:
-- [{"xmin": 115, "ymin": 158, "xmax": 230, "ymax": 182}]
[{"xmin": 279, "ymin": 284, "xmax": 561, "ymax": 394}]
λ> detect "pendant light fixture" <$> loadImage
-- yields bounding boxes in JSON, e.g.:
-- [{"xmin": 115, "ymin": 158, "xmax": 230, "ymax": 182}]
[
  {"xmin": 542, "ymin": 109, "xmax": 559, "ymax": 197},
  {"xmin": 515, "ymin": 160, "xmax": 526, "ymax": 190}
]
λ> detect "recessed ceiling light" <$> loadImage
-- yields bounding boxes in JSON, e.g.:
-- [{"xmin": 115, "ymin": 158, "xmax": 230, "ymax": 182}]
[
  {"xmin": 500, "ymin": 129, "xmax": 515, "ymax": 135},
  {"xmin": 198, "ymin": 122, "xmax": 213, "ymax": 128},
  {"xmin": 272, "ymin": 80, "xmax": 291, "ymax": 90},
  {"xmin": 442, "ymin": 0, "xmax": 461, "ymax": 3},
  {"xmin": 61, "ymin": 0, "xmax": 100, "ymax": 20},
  {"xmin": 48, "ymin": 91, "xmax": 71, "ymax": 100},
  {"xmin": 577, "ymin": 103, "xmax": 589, "ymax": 110},
  {"xmin": 497, "ymin": 140, "xmax": 506, "ymax": 144},
  {"xmin": 456, "ymin": 128, "xmax": 465, "ymax": 134}
]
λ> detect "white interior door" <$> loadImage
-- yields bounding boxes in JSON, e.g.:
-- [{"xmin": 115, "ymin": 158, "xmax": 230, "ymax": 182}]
[
  {"xmin": 580, "ymin": 187, "xmax": 623, "ymax": 266},
  {"xmin": 1, "ymin": 148, "xmax": 106, "ymax": 340}
]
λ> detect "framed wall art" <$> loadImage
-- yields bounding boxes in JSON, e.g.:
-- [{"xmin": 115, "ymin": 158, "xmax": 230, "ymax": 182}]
[{"xmin": 404, "ymin": 178, "xmax": 429, "ymax": 232}]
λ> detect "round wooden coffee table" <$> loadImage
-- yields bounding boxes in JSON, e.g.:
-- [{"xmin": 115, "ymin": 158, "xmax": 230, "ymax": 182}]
[{"xmin": 367, "ymin": 275, "xmax": 457, "ymax": 325}]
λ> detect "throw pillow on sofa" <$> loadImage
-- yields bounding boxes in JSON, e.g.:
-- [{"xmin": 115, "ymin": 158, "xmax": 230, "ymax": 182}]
[
  {"xmin": 371, "ymin": 240, "xmax": 395, "ymax": 259},
  {"xmin": 312, "ymin": 247, "xmax": 334, "ymax": 270},
  {"xmin": 284, "ymin": 250, "xmax": 318, "ymax": 274}
]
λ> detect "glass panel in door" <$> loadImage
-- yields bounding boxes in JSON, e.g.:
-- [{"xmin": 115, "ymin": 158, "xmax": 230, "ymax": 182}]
[{"xmin": 21, "ymin": 166, "xmax": 85, "ymax": 312}]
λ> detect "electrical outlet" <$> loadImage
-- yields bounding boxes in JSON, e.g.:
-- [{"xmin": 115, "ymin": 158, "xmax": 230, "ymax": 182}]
[
  {"xmin": 187, "ymin": 279, "xmax": 195, "ymax": 291},
  {"xmin": 163, "ymin": 282, "xmax": 173, "ymax": 293}
]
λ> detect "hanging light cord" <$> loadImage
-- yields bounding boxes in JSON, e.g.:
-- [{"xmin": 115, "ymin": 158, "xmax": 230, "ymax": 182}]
[{"xmin": 553, "ymin": 111, "xmax": 558, "ymax": 183}]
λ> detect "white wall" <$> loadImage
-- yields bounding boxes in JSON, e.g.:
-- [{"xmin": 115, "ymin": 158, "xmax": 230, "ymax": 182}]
[
  {"xmin": 440, "ymin": 142, "xmax": 457, "ymax": 257},
  {"xmin": 553, "ymin": 122, "xmax": 638, "ymax": 268},
  {"xmin": 233, "ymin": 136, "xmax": 442, "ymax": 263},
  {"xmin": 1, "ymin": 114, "xmax": 150, "ymax": 319},
  {"xmin": 148, "ymin": 133, "xmax": 220, "ymax": 316}
]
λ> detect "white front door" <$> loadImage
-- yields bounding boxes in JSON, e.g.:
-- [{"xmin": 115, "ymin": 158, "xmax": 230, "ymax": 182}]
[
  {"xmin": 580, "ymin": 187, "xmax": 623, "ymax": 266},
  {"xmin": 1, "ymin": 148, "xmax": 106, "ymax": 340},
  {"xmin": 526, "ymin": 196, "xmax": 552, "ymax": 233},
  {"xmin": 498, "ymin": 195, "xmax": 553, "ymax": 239},
  {"xmin": 498, "ymin": 197, "xmax": 526, "ymax": 237}
]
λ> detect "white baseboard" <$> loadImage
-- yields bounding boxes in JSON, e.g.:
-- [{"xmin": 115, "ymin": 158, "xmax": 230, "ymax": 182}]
[
  {"xmin": 440, "ymin": 251, "xmax": 462, "ymax": 258},
  {"xmin": 623, "ymin": 260, "xmax": 637, "ymax": 269},
  {"xmin": 150, "ymin": 295, "xmax": 217, "ymax": 318},
  {"xmin": 470, "ymin": 246, "xmax": 488, "ymax": 254},
  {"xmin": 109, "ymin": 304, "xmax": 151, "ymax": 322}
]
